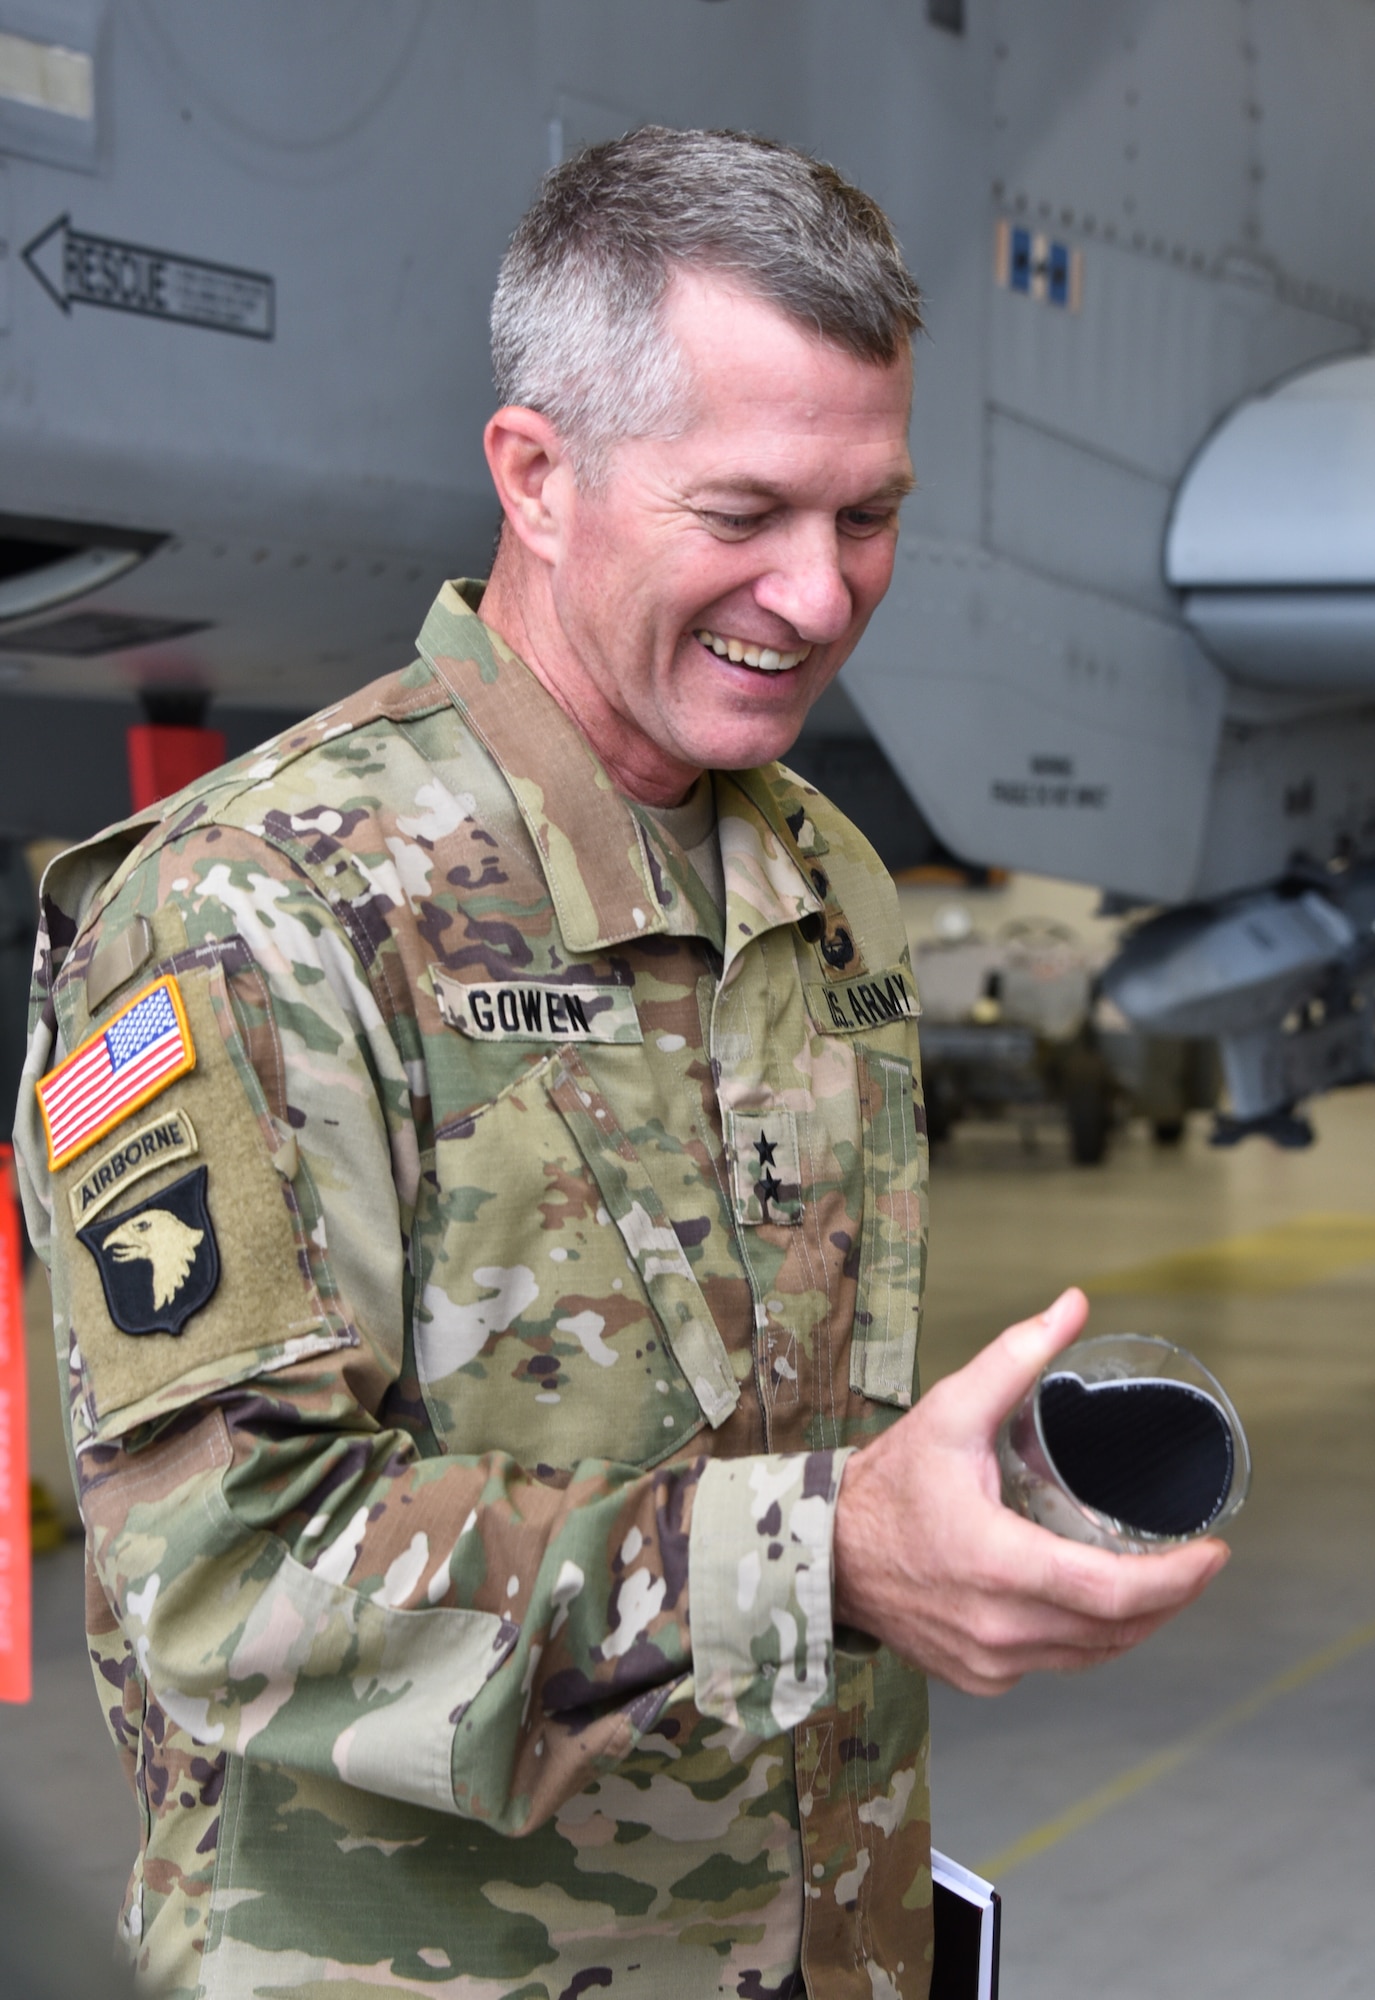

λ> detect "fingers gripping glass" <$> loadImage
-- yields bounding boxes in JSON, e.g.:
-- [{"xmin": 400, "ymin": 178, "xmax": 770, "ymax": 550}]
[{"xmin": 997, "ymin": 1334, "xmax": 1251, "ymax": 1554}]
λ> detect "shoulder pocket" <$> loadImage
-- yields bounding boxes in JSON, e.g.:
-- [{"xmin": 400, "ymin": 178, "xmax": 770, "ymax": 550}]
[
  {"xmin": 850, "ymin": 1044, "xmax": 928, "ymax": 1409},
  {"xmin": 52, "ymin": 960, "xmax": 346, "ymax": 1445}
]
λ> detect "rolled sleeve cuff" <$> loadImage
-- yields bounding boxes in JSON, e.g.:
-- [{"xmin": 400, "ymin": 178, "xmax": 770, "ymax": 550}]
[{"xmin": 689, "ymin": 1447, "xmax": 854, "ymax": 1736}]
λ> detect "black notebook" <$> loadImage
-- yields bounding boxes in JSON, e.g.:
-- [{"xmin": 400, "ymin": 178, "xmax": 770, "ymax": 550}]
[{"xmin": 930, "ymin": 1849, "xmax": 1001, "ymax": 2000}]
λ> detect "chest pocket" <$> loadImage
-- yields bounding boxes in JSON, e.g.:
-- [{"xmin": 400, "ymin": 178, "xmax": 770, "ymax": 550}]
[
  {"xmin": 413, "ymin": 1043, "xmax": 737, "ymax": 1474},
  {"xmin": 547, "ymin": 1050, "xmax": 738, "ymax": 1429},
  {"xmin": 850, "ymin": 1044, "xmax": 928, "ymax": 1409}
]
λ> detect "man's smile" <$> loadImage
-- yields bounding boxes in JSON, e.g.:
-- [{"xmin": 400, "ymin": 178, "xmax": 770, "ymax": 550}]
[{"xmin": 692, "ymin": 626, "xmax": 813, "ymax": 674}]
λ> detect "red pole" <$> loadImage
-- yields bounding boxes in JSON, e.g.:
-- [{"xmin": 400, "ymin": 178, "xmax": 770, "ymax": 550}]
[
  {"xmin": 0, "ymin": 1143, "xmax": 31, "ymax": 1703},
  {"xmin": 126, "ymin": 723, "xmax": 227, "ymax": 813}
]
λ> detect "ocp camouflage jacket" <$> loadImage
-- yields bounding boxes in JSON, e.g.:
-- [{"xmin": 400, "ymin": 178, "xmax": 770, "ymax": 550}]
[{"xmin": 15, "ymin": 582, "xmax": 933, "ymax": 1999}]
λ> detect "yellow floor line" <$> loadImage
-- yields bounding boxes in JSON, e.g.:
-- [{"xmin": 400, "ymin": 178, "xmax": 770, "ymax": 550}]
[
  {"xmin": 1086, "ymin": 1211, "xmax": 1375, "ymax": 1297},
  {"xmin": 978, "ymin": 1614, "xmax": 1375, "ymax": 1881}
]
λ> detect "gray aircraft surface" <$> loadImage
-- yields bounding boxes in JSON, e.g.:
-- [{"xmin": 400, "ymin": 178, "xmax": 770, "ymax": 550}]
[{"xmin": 1, "ymin": 0, "xmax": 1372, "ymax": 1141}]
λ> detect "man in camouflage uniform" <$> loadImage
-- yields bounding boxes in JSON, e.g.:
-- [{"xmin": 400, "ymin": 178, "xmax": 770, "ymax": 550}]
[{"xmin": 14, "ymin": 130, "xmax": 1225, "ymax": 1998}]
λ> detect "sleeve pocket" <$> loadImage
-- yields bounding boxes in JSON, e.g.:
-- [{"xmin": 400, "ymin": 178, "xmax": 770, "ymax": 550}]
[{"xmin": 56, "ymin": 962, "xmax": 349, "ymax": 1444}]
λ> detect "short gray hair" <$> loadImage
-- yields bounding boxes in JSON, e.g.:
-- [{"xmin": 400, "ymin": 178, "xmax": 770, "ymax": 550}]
[{"xmin": 490, "ymin": 126, "xmax": 923, "ymax": 481}]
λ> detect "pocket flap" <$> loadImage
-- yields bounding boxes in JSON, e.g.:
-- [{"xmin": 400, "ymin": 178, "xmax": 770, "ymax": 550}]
[{"xmin": 547, "ymin": 1051, "xmax": 739, "ymax": 1429}]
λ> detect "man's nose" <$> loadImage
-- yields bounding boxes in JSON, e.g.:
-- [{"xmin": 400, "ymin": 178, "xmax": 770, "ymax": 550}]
[{"xmin": 753, "ymin": 520, "xmax": 853, "ymax": 644}]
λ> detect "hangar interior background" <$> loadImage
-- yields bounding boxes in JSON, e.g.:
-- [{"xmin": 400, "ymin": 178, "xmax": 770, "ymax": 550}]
[{"xmin": 1, "ymin": 4, "xmax": 1373, "ymax": 1996}]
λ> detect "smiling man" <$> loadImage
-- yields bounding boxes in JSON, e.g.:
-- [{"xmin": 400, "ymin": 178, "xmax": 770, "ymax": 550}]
[
  {"xmin": 482, "ymin": 263, "xmax": 915, "ymax": 801},
  {"xmin": 16, "ymin": 129, "xmax": 1224, "ymax": 2000}
]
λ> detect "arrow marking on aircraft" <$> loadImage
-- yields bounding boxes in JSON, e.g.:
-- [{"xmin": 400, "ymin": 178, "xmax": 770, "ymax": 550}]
[{"xmin": 21, "ymin": 215, "xmax": 274, "ymax": 340}]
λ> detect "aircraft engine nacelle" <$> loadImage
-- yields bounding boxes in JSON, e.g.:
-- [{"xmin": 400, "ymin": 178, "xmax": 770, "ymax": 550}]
[
  {"xmin": 1101, "ymin": 864, "xmax": 1375, "ymax": 1142},
  {"xmin": 1167, "ymin": 354, "xmax": 1375, "ymax": 695}
]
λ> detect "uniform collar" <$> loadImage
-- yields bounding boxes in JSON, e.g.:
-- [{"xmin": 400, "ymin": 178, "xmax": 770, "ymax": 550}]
[
  {"xmin": 417, "ymin": 581, "xmax": 665, "ymax": 952},
  {"xmin": 716, "ymin": 770, "xmax": 825, "ymax": 971},
  {"xmin": 415, "ymin": 580, "xmax": 829, "ymax": 958}
]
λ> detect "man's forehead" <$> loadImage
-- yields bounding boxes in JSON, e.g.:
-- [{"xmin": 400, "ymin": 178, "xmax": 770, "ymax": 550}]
[
  {"xmin": 661, "ymin": 270, "xmax": 912, "ymax": 428},
  {"xmin": 663, "ymin": 264, "xmax": 903, "ymax": 366}
]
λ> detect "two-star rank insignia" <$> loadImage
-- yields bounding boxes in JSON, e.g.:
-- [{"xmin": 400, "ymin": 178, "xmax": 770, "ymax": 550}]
[
  {"xmin": 726, "ymin": 1110, "xmax": 803, "ymax": 1227},
  {"xmin": 754, "ymin": 1132, "xmax": 783, "ymax": 1211},
  {"xmin": 77, "ymin": 1165, "xmax": 220, "ymax": 1337}
]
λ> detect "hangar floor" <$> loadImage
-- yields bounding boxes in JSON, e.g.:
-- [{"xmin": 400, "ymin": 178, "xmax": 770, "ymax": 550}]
[
  {"xmin": 924, "ymin": 1085, "xmax": 1375, "ymax": 1999},
  {"xmin": 3, "ymin": 1086, "xmax": 1373, "ymax": 1997}
]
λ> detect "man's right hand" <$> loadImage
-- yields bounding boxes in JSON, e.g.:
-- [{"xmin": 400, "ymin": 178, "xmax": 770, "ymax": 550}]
[{"xmin": 831, "ymin": 1288, "xmax": 1230, "ymax": 1695}]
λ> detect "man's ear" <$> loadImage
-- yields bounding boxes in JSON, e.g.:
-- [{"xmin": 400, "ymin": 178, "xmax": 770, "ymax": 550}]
[{"xmin": 483, "ymin": 406, "xmax": 575, "ymax": 563}]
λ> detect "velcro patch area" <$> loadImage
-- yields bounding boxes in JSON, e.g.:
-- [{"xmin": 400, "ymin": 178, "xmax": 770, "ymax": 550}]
[{"xmin": 53, "ymin": 967, "xmax": 332, "ymax": 1436}]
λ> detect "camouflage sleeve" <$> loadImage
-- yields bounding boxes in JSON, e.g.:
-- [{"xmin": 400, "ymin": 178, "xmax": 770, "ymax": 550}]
[
  {"xmin": 31, "ymin": 838, "xmax": 853, "ymax": 1835},
  {"xmin": 688, "ymin": 1451, "xmax": 852, "ymax": 1734}
]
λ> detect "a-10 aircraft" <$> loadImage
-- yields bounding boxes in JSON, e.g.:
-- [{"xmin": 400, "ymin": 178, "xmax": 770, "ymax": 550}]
[{"xmin": 0, "ymin": 0, "xmax": 1372, "ymax": 1142}]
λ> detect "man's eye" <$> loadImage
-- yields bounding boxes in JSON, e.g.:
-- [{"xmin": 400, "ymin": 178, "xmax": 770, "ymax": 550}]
[
  {"xmin": 700, "ymin": 510, "xmax": 769, "ymax": 535},
  {"xmin": 840, "ymin": 507, "xmax": 899, "ymax": 537}
]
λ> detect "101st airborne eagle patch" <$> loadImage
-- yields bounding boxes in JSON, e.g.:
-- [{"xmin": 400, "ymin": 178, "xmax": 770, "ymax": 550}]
[
  {"xmin": 77, "ymin": 1165, "xmax": 221, "ymax": 1337},
  {"xmin": 37, "ymin": 976, "xmax": 195, "ymax": 1170}
]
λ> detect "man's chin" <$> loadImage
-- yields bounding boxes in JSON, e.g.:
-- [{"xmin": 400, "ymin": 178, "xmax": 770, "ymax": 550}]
[
  {"xmin": 672, "ymin": 708, "xmax": 813, "ymax": 775},
  {"xmin": 687, "ymin": 736, "xmax": 805, "ymax": 775}
]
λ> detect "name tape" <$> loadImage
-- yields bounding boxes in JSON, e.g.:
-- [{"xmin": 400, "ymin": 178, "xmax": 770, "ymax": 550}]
[{"xmin": 435, "ymin": 973, "xmax": 643, "ymax": 1045}]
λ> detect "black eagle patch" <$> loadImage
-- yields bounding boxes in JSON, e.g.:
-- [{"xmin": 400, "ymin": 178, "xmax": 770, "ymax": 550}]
[{"xmin": 77, "ymin": 1166, "xmax": 220, "ymax": 1337}]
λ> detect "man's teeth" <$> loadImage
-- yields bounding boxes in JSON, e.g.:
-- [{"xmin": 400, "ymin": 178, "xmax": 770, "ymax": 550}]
[{"xmin": 694, "ymin": 629, "xmax": 811, "ymax": 673}]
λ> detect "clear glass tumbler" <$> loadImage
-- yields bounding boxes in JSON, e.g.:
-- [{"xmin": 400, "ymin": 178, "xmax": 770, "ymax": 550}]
[{"xmin": 997, "ymin": 1333, "xmax": 1251, "ymax": 1554}]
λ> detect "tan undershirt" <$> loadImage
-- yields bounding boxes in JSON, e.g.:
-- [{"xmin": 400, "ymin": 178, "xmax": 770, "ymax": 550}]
[{"xmin": 643, "ymin": 775, "xmax": 725, "ymax": 919}]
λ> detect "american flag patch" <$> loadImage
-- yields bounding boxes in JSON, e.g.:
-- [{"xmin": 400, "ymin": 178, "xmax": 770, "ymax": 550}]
[{"xmin": 38, "ymin": 977, "xmax": 196, "ymax": 1172}]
